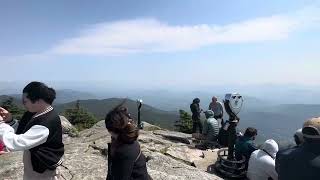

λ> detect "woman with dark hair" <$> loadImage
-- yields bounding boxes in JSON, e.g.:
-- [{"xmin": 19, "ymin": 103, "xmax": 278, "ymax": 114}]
[
  {"xmin": 0, "ymin": 81, "xmax": 64, "ymax": 180},
  {"xmin": 105, "ymin": 103, "xmax": 150, "ymax": 180}
]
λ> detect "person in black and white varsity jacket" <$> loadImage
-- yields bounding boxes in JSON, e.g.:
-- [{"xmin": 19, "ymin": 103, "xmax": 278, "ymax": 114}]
[{"xmin": 0, "ymin": 81, "xmax": 64, "ymax": 180}]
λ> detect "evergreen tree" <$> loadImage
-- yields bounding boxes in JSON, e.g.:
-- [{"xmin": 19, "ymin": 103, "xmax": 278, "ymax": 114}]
[
  {"xmin": 1, "ymin": 97, "xmax": 25, "ymax": 120},
  {"xmin": 175, "ymin": 110, "xmax": 193, "ymax": 134},
  {"xmin": 63, "ymin": 100, "xmax": 98, "ymax": 130}
]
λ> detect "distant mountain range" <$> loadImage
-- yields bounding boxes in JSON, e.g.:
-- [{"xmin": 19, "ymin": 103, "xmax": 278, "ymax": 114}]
[
  {"xmin": 0, "ymin": 95, "xmax": 179, "ymax": 130},
  {"xmin": 238, "ymin": 104, "xmax": 320, "ymax": 147},
  {"xmin": 1, "ymin": 88, "xmax": 320, "ymax": 148},
  {"xmin": 4, "ymin": 89, "xmax": 97, "ymax": 104}
]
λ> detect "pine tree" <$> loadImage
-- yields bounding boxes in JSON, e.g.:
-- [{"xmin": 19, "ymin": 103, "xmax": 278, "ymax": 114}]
[
  {"xmin": 1, "ymin": 97, "xmax": 25, "ymax": 120},
  {"xmin": 175, "ymin": 110, "xmax": 193, "ymax": 134},
  {"xmin": 63, "ymin": 100, "xmax": 98, "ymax": 131}
]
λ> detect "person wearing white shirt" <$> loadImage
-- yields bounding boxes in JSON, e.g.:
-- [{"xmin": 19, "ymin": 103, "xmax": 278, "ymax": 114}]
[{"xmin": 247, "ymin": 139, "xmax": 279, "ymax": 180}]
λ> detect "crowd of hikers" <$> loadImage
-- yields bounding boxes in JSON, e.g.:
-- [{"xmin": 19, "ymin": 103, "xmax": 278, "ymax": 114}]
[
  {"xmin": 0, "ymin": 81, "xmax": 319, "ymax": 180},
  {"xmin": 190, "ymin": 96, "xmax": 320, "ymax": 180}
]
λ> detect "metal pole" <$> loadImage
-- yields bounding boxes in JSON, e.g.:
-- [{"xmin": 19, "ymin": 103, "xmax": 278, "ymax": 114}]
[{"xmin": 137, "ymin": 99, "xmax": 143, "ymax": 129}]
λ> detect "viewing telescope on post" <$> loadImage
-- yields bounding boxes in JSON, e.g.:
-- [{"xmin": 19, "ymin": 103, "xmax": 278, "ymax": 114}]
[
  {"xmin": 224, "ymin": 93, "xmax": 243, "ymax": 160},
  {"xmin": 136, "ymin": 99, "xmax": 143, "ymax": 129},
  {"xmin": 215, "ymin": 93, "xmax": 245, "ymax": 178}
]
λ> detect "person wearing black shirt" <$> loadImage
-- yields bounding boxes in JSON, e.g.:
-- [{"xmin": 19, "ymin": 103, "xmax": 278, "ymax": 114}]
[
  {"xmin": 105, "ymin": 103, "xmax": 150, "ymax": 180},
  {"xmin": 190, "ymin": 98, "xmax": 203, "ymax": 133}
]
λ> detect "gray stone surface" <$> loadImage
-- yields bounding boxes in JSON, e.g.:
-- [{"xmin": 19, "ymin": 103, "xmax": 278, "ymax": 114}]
[
  {"xmin": 142, "ymin": 121, "xmax": 162, "ymax": 131},
  {"xmin": 153, "ymin": 130, "xmax": 192, "ymax": 144},
  {"xmin": 0, "ymin": 151, "xmax": 23, "ymax": 180},
  {"xmin": 145, "ymin": 151, "xmax": 223, "ymax": 180},
  {"xmin": 0, "ymin": 121, "xmax": 223, "ymax": 180},
  {"xmin": 60, "ymin": 115, "xmax": 79, "ymax": 137},
  {"xmin": 165, "ymin": 145, "xmax": 204, "ymax": 165}
]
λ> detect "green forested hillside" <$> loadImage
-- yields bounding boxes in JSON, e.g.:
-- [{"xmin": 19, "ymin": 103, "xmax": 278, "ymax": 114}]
[{"xmin": 54, "ymin": 98, "xmax": 179, "ymax": 130}]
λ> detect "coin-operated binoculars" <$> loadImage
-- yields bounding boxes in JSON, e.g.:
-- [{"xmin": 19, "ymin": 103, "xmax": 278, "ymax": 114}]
[
  {"xmin": 136, "ymin": 99, "xmax": 143, "ymax": 129},
  {"xmin": 223, "ymin": 93, "xmax": 243, "ymax": 160},
  {"xmin": 224, "ymin": 93, "xmax": 243, "ymax": 122}
]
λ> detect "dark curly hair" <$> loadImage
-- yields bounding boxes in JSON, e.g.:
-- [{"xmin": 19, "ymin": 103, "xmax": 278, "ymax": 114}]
[
  {"xmin": 244, "ymin": 127, "xmax": 258, "ymax": 138},
  {"xmin": 23, "ymin": 81, "xmax": 56, "ymax": 104},
  {"xmin": 105, "ymin": 101, "xmax": 139, "ymax": 144}
]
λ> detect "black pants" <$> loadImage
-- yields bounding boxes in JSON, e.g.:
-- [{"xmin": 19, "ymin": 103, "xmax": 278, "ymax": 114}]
[
  {"xmin": 214, "ymin": 116, "xmax": 224, "ymax": 125},
  {"xmin": 218, "ymin": 128, "xmax": 228, "ymax": 147},
  {"xmin": 227, "ymin": 122, "xmax": 237, "ymax": 160},
  {"xmin": 192, "ymin": 120, "xmax": 203, "ymax": 133}
]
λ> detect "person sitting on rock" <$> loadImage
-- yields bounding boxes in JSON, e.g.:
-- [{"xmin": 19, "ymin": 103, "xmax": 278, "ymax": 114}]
[
  {"xmin": 293, "ymin": 128, "xmax": 304, "ymax": 146},
  {"xmin": 275, "ymin": 117, "xmax": 320, "ymax": 180},
  {"xmin": 235, "ymin": 127, "xmax": 258, "ymax": 168},
  {"xmin": 247, "ymin": 139, "xmax": 279, "ymax": 180},
  {"xmin": 105, "ymin": 102, "xmax": 150, "ymax": 180},
  {"xmin": 0, "ymin": 81, "xmax": 64, "ymax": 180},
  {"xmin": 202, "ymin": 110, "xmax": 219, "ymax": 148}
]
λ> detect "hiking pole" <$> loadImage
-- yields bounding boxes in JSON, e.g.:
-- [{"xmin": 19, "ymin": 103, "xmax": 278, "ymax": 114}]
[{"xmin": 136, "ymin": 99, "xmax": 143, "ymax": 129}]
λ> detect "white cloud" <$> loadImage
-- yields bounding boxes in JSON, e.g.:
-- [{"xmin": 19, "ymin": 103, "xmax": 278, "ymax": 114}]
[{"xmin": 48, "ymin": 5, "xmax": 320, "ymax": 56}]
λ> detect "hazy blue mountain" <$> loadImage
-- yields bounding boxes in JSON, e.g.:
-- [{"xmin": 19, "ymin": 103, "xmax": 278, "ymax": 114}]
[
  {"xmin": 2, "ymin": 82, "xmax": 320, "ymax": 106},
  {"xmin": 128, "ymin": 90, "xmax": 273, "ymax": 112},
  {"xmin": 1, "ymin": 88, "xmax": 320, "ymax": 148},
  {"xmin": 237, "ymin": 104, "xmax": 320, "ymax": 147},
  {"xmin": 4, "ymin": 89, "xmax": 97, "ymax": 105},
  {"xmin": 54, "ymin": 89, "xmax": 97, "ymax": 104}
]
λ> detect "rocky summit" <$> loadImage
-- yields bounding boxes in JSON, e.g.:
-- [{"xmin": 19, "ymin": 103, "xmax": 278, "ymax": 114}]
[{"xmin": 0, "ymin": 118, "xmax": 223, "ymax": 180}]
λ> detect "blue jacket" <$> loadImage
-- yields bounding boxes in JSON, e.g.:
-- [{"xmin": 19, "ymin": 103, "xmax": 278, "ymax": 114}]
[{"xmin": 235, "ymin": 136, "xmax": 257, "ymax": 162}]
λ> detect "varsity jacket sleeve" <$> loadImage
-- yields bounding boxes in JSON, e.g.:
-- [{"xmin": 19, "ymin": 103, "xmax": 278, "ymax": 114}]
[{"xmin": 0, "ymin": 122, "xmax": 49, "ymax": 151}]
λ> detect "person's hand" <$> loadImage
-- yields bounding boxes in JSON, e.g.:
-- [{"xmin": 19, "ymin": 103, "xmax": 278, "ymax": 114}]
[
  {"xmin": 0, "ymin": 151, "xmax": 7, "ymax": 155},
  {"xmin": 0, "ymin": 107, "xmax": 13, "ymax": 123}
]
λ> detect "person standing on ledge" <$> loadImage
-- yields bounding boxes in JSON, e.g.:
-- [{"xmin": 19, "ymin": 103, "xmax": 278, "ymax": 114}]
[
  {"xmin": 190, "ymin": 98, "xmax": 203, "ymax": 134},
  {"xmin": 105, "ymin": 103, "xmax": 150, "ymax": 180},
  {"xmin": 208, "ymin": 96, "xmax": 224, "ymax": 126}
]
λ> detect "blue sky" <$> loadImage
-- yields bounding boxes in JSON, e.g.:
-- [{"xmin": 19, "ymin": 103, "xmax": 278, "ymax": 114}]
[{"xmin": 0, "ymin": 0, "xmax": 319, "ymax": 89}]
